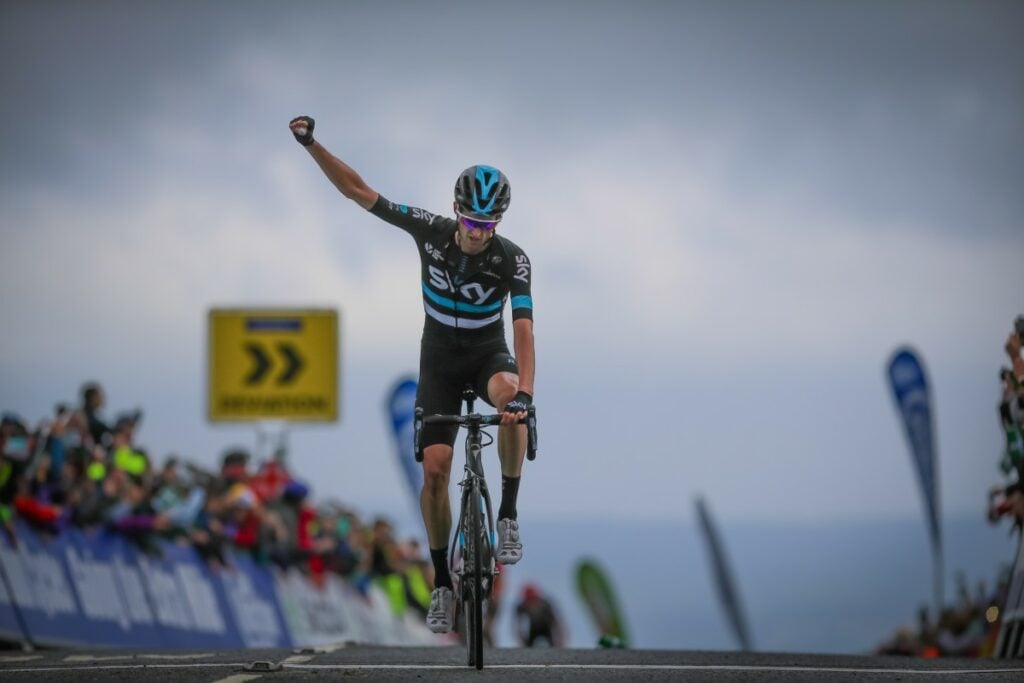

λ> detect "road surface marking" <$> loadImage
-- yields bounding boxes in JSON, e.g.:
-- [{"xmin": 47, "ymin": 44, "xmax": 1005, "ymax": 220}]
[
  {"xmin": 63, "ymin": 653, "xmax": 214, "ymax": 662},
  {"xmin": 64, "ymin": 655, "xmax": 136, "ymax": 662},
  {"xmin": 285, "ymin": 663, "xmax": 1024, "ymax": 675},
  {"xmin": 3, "ymin": 663, "xmax": 242, "ymax": 673},
  {"xmin": 0, "ymin": 656, "xmax": 42, "ymax": 663},
  {"xmin": 281, "ymin": 655, "xmax": 314, "ymax": 664},
  {"xmin": 2, "ymin": 662, "xmax": 1024, "ymax": 676}
]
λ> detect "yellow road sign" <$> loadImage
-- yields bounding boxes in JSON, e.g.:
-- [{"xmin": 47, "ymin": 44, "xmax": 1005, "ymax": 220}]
[{"xmin": 208, "ymin": 308, "xmax": 338, "ymax": 422}]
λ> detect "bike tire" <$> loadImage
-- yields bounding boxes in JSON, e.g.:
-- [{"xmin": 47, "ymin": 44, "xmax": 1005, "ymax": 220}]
[{"xmin": 467, "ymin": 484, "xmax": 485, "ymax": 669}]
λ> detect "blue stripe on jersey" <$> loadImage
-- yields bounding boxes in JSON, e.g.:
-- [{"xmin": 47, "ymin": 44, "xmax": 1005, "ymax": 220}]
[
  {"xmin": 511, "ymin": 295, "xmax": 533, "ymax": 310},
  {"xmin": 421, "ymin": 283, "xmax": 504, "ymax": 313}
]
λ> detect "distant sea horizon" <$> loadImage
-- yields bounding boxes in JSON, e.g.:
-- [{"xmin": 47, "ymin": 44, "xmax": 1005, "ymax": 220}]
[{"xmin": 458, "ymin": 513, "xmax": 1021, "ymax": 653}]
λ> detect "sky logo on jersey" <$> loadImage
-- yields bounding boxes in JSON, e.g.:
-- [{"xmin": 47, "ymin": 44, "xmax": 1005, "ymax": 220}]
[
  {"xmin": 426, "ymin": 265, "xmax": 500, "ymax": 306},
  {"xmin": 422, "ymin": 282, "xmax": 500, "ymax": 311},
  {"xmin": 514, "ymin": 254, "xmax": 530, "ymax": 283}
]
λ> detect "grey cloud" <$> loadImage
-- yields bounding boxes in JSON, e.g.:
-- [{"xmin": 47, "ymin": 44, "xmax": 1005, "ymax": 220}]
[{"xmin": 4, "ymin": 1, "xmax": 1021, "ymax": 239}]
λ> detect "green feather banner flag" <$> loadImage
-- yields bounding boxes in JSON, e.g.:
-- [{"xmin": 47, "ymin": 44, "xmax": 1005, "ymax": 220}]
[{"xmin": 575, "ymin": 559, "xmax": 629, "ymax": 646}]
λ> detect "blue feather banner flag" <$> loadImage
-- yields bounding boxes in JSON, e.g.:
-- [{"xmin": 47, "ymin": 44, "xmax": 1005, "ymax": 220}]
[
  {"xmin": 385, "ymin": 376, "xmax": 422, "ymax": 503},
  {"xmin": 887, "ymin": 346, "xmax": 943, "ymax": 611}
]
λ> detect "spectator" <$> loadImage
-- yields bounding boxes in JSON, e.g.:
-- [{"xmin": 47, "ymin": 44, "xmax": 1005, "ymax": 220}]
[
  {"xmin": 399, "ymin": 538, "xmax": 432, "ymax": 620},
  {"xmin": 222, "ymin": 481, "xmax": 262, "ymax": 553},
  {"xmin": 991, "ymin": 320, "xmax": 1024, "ymax": 531},
  {"xmin": 216, "ymin": 448, "xmax": 250, "ymax": 495},
  {"xmin": 2, "ymin": 380, "xmax": 433, "ymax": 631},
  {"xmin": 1007, "ymin": 320, "xmax": 1024, "ymax": 389},
  {"xmin": 370, "ymin": 517, "xmax": 398, "ymax": 577},
  {"xmin": 264, "ymin": 480, "xmax": 326, "ymax": 576},
  {"xmin": 151, "ymin": 458, "xmax": 206, "ymax": 537},
  {"xmin": 515, "ymin": 583, "xmax": 565, "ymax": 647},
  {"xmin": 79, "ymin": 382, "xmax": 110, "ymax": 448}
]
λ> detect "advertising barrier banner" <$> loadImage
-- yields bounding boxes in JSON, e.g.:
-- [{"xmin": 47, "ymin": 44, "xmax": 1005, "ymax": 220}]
[
  {"xmin": 137, "ymin": 539, "xmax": 240, "ymax": 649},
  {"xmin": 221, "ymin": 552, "xmax": 290, "ymax": 648},
  {"xmin": 0, "ymin": 521, "xmax": 86, "ymax": 646},
  {"xmin": 0, "ymin": 522, "xmax": 435, "ymax": 649},
  {"xmin": 0, "ymin": 559, "xmax": 25, "ymax": 642},
  {"xmin": 274, "ymin": 569, "xmax": 356, "ymax": 646},
  {"xmin": 64, "ymin": 528, "xmax": 165, "ymax": 648}
]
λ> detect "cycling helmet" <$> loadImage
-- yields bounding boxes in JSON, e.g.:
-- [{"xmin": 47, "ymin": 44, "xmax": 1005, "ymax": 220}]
[{"xmin": 454, "ymin": 165, "xmax": 511, "ymax": 220}]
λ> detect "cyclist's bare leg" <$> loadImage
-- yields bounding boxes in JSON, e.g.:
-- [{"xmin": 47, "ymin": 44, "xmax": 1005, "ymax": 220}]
[
  {"xmin": 488, "ymin": 371, "xmax": 527, "ymax": 564},
  {"xmin": 420, "ymin": 444, "xmax": 454, "ymax": 549},
  {"xmin": 488, "ymin": 371, "xmax": 526, "ymax": 476},
  {"xmin": 422, "ymin": 443, "xmax": 456, "ymax": 632}
]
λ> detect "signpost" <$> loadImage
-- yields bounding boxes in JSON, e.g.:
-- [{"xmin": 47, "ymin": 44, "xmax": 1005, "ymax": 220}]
[
  {"xmin": 208, "ymin": 308, "xmax": 339, "ymax": 460},
  {"xmin": 208, "ymin": 308, "xmax": 338, "ymax": 422}
]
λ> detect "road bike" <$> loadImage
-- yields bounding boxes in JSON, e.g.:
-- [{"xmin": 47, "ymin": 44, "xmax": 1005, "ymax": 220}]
[{"xmin": 413, "ymin": 388, "xmax": 538, "ymax": 669}]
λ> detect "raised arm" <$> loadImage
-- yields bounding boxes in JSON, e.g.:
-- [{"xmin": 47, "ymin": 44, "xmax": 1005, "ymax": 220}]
[{"xmin": 289, "ymin": 116, "xmax": 378, "ymax": 210}]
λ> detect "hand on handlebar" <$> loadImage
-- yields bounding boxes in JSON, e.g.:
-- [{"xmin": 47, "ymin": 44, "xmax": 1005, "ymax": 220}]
[{"xmin": 502, "ymin": 391, "xmax": 532, "ymax": 426}]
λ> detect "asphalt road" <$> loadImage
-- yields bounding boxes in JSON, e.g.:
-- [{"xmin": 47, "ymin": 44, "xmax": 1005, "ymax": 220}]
[{"xmin": 2, "ymin": 645, "xmax": 1023, "ymax": 682}]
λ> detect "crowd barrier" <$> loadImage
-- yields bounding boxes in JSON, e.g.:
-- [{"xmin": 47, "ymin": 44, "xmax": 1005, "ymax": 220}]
[
  {"xmin": 0, "ymin": 521, "xmax": 441, "ymax": 649},
  {"xmin": 996, "ymin": 532, "xmax": 1024, "ymax": 658}
]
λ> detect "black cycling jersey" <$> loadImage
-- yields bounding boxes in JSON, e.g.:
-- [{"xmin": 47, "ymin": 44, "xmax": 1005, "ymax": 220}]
[{"xmin": 369, "ymin": 195, "xmax": 533, "ymax": 350}]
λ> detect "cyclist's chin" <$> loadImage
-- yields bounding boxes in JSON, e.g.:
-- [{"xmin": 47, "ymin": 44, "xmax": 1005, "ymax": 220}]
[{"xmin": 461, "ymin": 238, "xmax": 489, "ymax": 255}]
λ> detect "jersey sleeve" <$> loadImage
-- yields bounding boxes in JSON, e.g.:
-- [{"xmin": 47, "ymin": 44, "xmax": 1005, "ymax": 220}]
[
  {"xmin": 369, "ymin": 194, "xmax": 451, "ymax": 241},
  {"xmin": 506, "ymin": 242, "xmax": 534, "ymax": 322}
]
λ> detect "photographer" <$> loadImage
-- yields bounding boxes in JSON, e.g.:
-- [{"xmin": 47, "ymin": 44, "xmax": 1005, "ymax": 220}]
[
  {"xmin": 989, "ymin": 318, "xmax": 1024, "ymax": 527},
  {"xmin": 1006, "ymin": 318, "xmax": 1024, "ymax": 397}
]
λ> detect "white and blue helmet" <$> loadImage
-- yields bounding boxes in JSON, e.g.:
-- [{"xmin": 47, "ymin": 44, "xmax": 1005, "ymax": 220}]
[{"xmin": 454, "ymin": 165, "xmax": 511, "ymax": 220}]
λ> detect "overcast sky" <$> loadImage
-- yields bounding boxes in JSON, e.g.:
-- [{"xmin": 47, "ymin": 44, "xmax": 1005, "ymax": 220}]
[{"xmin": 2, "ymin": 1, "xmax": 1022, "ymax": 535}]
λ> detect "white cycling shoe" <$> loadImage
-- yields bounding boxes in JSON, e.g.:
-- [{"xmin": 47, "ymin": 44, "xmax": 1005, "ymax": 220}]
[
  {"xmin": 426, "ymin": 586, "xmax": 454, "ymax": 633},
  {"xmin": 496, "ymin": 518, "xmax": 523, "ymax": 565}
]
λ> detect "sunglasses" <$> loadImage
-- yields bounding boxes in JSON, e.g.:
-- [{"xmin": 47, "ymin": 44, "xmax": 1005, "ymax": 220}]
[{"xmin": 458, "ymin": 213, "xmax": 501, "ymax": 232}]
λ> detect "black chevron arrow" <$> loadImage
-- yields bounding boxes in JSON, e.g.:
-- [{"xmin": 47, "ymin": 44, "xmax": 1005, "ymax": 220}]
[
  {"xmin": 244, "ymin": 343, "xmax": 271, "ymax": 384},
  {"xmin": 276, "ymin": 343, "xmax": 304, "ymax": 385}
]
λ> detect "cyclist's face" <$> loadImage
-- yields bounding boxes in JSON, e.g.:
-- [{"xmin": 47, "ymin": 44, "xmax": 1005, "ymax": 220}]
[{"xmin": 454, "ymin": 205, "xmax": 499, "ymax": 254}]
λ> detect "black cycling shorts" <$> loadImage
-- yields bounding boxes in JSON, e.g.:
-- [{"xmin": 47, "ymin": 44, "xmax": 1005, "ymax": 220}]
[{"xmin": 417, "ymin": 343, "xmax": 519, "ymax": 448}]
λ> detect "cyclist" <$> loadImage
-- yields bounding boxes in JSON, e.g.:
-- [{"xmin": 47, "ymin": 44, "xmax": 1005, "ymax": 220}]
[{"xmin": 289, "ymin": 116, "xmax": 535, "ymax": 634}]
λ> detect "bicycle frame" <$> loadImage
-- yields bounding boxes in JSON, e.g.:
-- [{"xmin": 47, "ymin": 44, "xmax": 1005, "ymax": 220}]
[
  {"xmin": 450, "ymin": 407, "xmax": 498, "ymax": 609},
  {"xmin": 412, "ymin": 390, "xmax": 537, "ymax": 669}
]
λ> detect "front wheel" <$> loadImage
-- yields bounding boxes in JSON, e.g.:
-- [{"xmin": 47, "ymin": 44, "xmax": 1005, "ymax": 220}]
[{"xmin": 464, "ymin": 484, "xmax": 485, "ymax": 669}]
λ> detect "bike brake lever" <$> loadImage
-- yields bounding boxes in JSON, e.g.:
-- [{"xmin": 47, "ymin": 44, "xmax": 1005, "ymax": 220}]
[{"xmin": 526, "ymin": 405, "xmax": 538, "ymax": 461}]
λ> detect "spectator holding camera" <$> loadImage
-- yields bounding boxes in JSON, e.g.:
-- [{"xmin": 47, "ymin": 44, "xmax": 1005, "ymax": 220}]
[
  {"xmin": 988, "ymin": 317, "xmax": 1024, "ymax": 529},
  {"xmin": 1003, "ymin": 319, "xmax": 1019, "ymax": 401}
]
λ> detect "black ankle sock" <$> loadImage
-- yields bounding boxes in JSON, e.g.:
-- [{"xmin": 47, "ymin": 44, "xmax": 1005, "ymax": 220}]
[
  {"xmin": 430, "ymin": 546, "xmax": 452, "ymax": 589},
  {"xmin": 498, "ymin": 475, "xmax": 521, "ymax": 521}
]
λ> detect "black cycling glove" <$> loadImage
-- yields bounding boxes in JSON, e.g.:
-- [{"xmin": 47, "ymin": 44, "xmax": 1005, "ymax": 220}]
[
  {"xmin": 290, "ymin": 116, "xmax": 315, "ymax": 146},
  {"xmin": 504, "ymin": 391, "xmax": 532, "ymax": 414}
]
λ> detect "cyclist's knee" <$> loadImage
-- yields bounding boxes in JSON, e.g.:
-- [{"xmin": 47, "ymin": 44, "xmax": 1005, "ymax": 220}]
[
  {"xmin": 422, "ymin": 445, "xmax": 453, "ymax": 494},
  {"xmin": 487, "ymin": 371, "xmax": 519, "ymax": 408}
]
